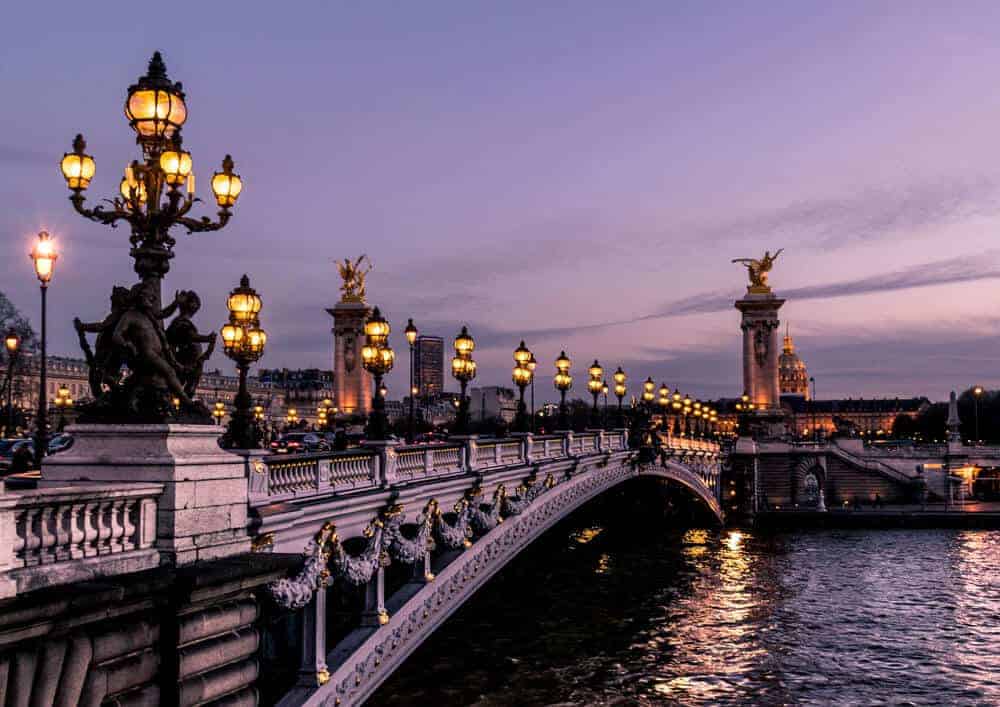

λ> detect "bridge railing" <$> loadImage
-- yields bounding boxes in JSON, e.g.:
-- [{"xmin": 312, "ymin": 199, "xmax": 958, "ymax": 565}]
[
  {"xmin": 0, "ymin": 482, "xmax": 162, "ymax": 598},
  {"xmin": 250, "ymin": 430, "xmax": 631, "ymax": 507}
]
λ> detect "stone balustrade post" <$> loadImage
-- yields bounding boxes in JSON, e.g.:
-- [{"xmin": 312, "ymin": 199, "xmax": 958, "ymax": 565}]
[
  {"xmin": 0, "ymin": 482, "xmax": 16, "ymax": 599},
  {"xmin": 596, "ymin": 430, "xmax": 606, "ymax": 453},
  {"xmin": 523, "ymin": 434, "xmax": 534, "ymax": 463},
  {"xmin": 364, "ymin": 440, "xmax": 400, "ymax": 489},
  {"xmin": 298, "ymin": 591, "xmax": 330, "ymax": 687},
  {"xmin": 423, "ymin": 448, "xmax": 433, "ymax": 474},
  {"xmin": 562, "ymin": 431, "xmax": 574, "ymax": 457},
  {"xmin": 494, "ymin": 443, "xmax": 502, "ymax": 466}
]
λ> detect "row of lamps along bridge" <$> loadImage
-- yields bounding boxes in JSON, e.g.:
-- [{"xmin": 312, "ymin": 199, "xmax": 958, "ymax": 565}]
[{"xmin": 17, "ymin": 52, "xmax": 722, "ymax": 454}]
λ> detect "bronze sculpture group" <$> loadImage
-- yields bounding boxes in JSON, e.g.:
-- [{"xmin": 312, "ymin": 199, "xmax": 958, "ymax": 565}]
[{"xmin": 75, "ymin": 283, "xmax": 216, "ymax": 422}]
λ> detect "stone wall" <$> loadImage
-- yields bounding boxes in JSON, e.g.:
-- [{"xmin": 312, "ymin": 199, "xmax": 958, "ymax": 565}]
[{"xmin": 0, "ymin": 553, "xmax": 296, "ymax": 706}]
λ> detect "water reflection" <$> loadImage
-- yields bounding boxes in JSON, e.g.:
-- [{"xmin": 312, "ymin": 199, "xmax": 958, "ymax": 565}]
[{"xmin": 371, "ymin": 519, "xmax": 1000, "ymax": 706}]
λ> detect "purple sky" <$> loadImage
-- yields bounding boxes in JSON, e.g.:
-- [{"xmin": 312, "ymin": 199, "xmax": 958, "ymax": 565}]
[{"xmin": 4, "ymin": 1, "xmax": 1000, "ymax": 403}]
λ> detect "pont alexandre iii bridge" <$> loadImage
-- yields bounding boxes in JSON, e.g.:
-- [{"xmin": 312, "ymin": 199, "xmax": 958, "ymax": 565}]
[{"xmin": 0, "ymin": 428, "xmax": 721, "ymax": 706}]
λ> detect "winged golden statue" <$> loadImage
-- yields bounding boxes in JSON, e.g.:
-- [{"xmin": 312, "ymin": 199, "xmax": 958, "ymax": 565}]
[
  {"xmin": 732, "ymin": 249, "xmax": 783, "ymax": 291},
  {"xmin": 337, "ymin": 254, "xmax": 373, "ymax": 303}
]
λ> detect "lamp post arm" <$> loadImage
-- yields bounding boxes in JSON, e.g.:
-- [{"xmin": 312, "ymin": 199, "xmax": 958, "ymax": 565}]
[
  {"xmin": 69, "ymin": 193, "xmax": 133, "ymax": 228},
  {"xmin": 175, "ymin": 209, "xmax": 232, "ymax": 233}
]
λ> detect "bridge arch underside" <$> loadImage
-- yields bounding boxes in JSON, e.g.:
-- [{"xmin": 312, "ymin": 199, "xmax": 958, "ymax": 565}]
[{"xmin": 284, "ymin": 456, "xmax": 721, "ymax": 707}]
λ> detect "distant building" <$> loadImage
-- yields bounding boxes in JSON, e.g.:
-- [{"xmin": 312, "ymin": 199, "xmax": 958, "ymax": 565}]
[
  {"xmin": 469, "ymin": 386, "xmax": 517, "ymax": 423},
  {"xmin": 779, "ymin": 326, "xmax": 810, "ymax": 399},
  {"xmin": 413, "ymin": 336, "xmax": 444, "ymax": 398},
  {"xmin": 714, "ymin": 395, "xmax": 930, "ymax": 438},
  {"xmin": 0, "ymin": 355, "xmax": 285, "ymax": 432},
  {"xmin": 258, "ymin": 368, "xmax": 335, "ymax": 426}
]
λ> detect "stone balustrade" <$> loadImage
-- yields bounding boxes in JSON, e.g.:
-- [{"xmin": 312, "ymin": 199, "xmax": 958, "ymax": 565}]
[
  {"xmin": 249, "ymin": 431, "xmax": 631, "ymax": 507},
  {"xmin": 0, "ymin": 482, "xmax": 162, "ymax": 599}
]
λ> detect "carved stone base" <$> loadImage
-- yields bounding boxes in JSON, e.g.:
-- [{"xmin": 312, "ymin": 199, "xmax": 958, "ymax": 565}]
[{"xmin": 41, "ymin": 424, "xmax": 250, "ymax": 565}]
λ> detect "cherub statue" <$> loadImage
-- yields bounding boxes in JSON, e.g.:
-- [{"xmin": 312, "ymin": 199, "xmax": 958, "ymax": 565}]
[
  {"xmin": 165, "ymin": 290, "xmax": 216, "ymax": 397},
  {"xmin": 111, "ymin": 282, "xmax": 196, "ymax": 409},
  {"xmin": 337, "ymin": 254, "xmax": 373, "ymax": 303},
  {"xmin": 732, "ymin": 249, "xmax": 783, "ymax": 290},
  {"xmin": 75, "ymin": 286, "xmax": 131, "ymax": 397}
]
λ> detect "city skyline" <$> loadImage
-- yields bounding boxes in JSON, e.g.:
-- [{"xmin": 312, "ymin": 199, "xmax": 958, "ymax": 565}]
[{"xmin": 5, "ymin": 2, "xmax": 1000, "ymax": 402}]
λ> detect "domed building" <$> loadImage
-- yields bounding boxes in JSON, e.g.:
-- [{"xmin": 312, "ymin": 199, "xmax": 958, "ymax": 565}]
[{"xmin": 779, "ymin": 325, "xmax": 810, "ymax": 399}]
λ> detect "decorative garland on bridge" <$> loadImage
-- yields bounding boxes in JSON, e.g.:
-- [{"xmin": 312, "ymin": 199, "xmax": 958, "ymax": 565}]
[{"xmin": 266, "ymin": 473, "xmax": 562, "ymax": 610}]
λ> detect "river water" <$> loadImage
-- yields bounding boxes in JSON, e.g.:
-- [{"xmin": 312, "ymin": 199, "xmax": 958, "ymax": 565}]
[{"xmin": 369, "ymin": 489, "xmax": 1000, "ymax": 706}]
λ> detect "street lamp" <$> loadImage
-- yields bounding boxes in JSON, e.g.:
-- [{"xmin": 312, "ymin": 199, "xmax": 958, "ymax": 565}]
[
  {"xmin": 450, "ymin": 326, "xmax": 476, "ymax": 435},
  {"xmin": 220, "ymin": 275, "xmax": 267, "ymax": 449},
  {"xmin": 601, "ymin": 381, "xmax": 609, "ymax": 429},
  {"xmin": 642, "ymin": 377, "xmax": 655, "ymax": 408},
  {"xmin": 405, "ymin": 319, "xmax": 418, "ymax": 443},
  {"xmin": 285, "ymin": 407, "xmax": 299, "ymax": 429},
  {"xmin": 360, "ymin": 308, "xmax": 395, "ymax": 441},
  {"xmin": 512, "ymin": 341, "xmax": 533, "ymax": 433},
  {"xmin": 212, "ymin": 401, "xmax": 226, "ymax": 425},
  {"xmin": 527, "ymin": 353, "xmax": 538, "ymax": 432},
  {"xmin": 587, "ymin": 360, "xmax": 603, "ymax": 428},
  {"xmin": 3, "ymin": 329, "xmax": 20, "ymax": 437},
  {"xmin": 613, "ymin": 367, "xmax": 626, "ymax": 428},
  {"xmin": 60, "ymin": 53, "xmax": 242, "ymax": 421},
  {"xmin": 60, "ymin": 54, "xmax": 241, "ymax": 308},
  {"xmin": 30, "ymin": 231, "xmax": 57, "ymax": 467},
  {"xmin": 658, "ymin": 384, "xmax": 671, "ymax": 429},
  {"xmin": 53, "ymin": 384, "xmax": 73, "ymax": 432},
  {"xmin": 973, "ymin": 385, "xmax": 984, "ymax": 444},
  {"xmin": 554, "ymin": 351, "xmax": 572, "ymax": 430}
]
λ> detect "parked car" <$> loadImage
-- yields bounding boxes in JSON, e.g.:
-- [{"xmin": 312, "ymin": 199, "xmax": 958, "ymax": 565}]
[
  {"xmin": 48, "ymin": 433, "xmax": 74, "ymax": 455},
  {"xmin": 269, "ymin": 432, "xmax": 329, "ymax": 454},
  {"xmin": 0, "ymin": 439, "xmax": 35, "ymax": 473}
]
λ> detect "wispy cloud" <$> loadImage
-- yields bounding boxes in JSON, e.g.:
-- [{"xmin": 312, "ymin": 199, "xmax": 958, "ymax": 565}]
[
  {"xmin": 459, "ymin": 252, "xmax": 1000, "ymax": 346},
  {"xmin": 670, "ymin": 177, "xmax": 1000, "ymax": 251}
]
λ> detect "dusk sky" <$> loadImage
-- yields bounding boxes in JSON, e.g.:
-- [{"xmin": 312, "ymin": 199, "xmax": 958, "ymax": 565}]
[{"xmin": 5, "ymin": 1, "xmax": 1000, "ymax": 403}]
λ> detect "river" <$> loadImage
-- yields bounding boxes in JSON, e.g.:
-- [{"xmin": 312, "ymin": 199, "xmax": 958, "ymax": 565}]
[{"xmin": 369, "ymin": 489, "xmax": 1000, "ymax": 706}]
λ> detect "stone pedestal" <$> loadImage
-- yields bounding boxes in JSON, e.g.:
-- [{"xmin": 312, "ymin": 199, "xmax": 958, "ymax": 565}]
[
  {"xmin": 735, "ymin": 291, "xmax": 785, "ymax": 411},
  {"xmin": 327, "ymin": 301, "xmax": 372, "ymax": 416},
  {"xmin": 41, "ymin": 424, "xmax": 250, "ymax": 565}
]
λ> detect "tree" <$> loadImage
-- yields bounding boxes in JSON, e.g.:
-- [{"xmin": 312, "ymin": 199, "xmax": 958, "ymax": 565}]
[{"xmin": 0, "ymin": 291, "xmax": 38, "ymax": 365}]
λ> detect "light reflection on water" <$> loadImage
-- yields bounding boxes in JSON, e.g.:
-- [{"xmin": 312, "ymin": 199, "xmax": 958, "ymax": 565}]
[{"xmin": 370, "ymin": 524, "xmax": 1000, "ymax": 706}]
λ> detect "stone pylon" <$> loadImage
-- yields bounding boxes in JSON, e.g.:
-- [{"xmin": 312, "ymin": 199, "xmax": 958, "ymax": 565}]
[
  {"xmin": 735, "ymin": 291, "xmax": 785, "ymax": 410},
  {"xmin": 946, "ymin": 391, "xmax": 962, "ymax": 444},
  {"xmin": 326, "ymin": 302, "xmax": 372, "ymax": 416}
]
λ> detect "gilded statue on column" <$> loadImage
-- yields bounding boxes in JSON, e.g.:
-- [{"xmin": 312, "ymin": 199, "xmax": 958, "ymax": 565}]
[
  {"xmin": 732, "ymin": 249, "xmax": 783, "ymax": 293},
  {"xmin": 337, "ymin": 254, "xmax": 373, "ymax": 303}
]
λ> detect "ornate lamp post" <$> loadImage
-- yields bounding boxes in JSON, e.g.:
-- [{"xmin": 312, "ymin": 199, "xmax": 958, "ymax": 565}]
[
  {"xmin": 512, "ymin": 341, "xmax": 533, "ymax": 433},
  {"xmin": 361, "ymin": 307, "xmax": 395, "ymax": 440},
  {"xmin": 30, "ymin": 231, "xmax": 57, "ymax": 466},
  {"xmin": 587, "ymin": 360, "xmax": 603, "ymax": 428},
  {"xmin": 658, "ymin": 383, "xmax": 671, "ymax": 429},
  {"xmin": 450, "ymin": 326, "xmax": 476, "ymax": 435},
  {"xmin": 671, "ymin": 391, "xmax": 682, "ymax": 436},
  {"xmin": 220, "ymin": 275, "xmax": 267, "ymax": 449},
  {"xmin": 61, "ymin": 53, "xmax": 242, "ymax": 423},
  {"xmin": 973, "ymin": 385, "xmax": 984, "ymax": 444},
  {"xmin": 554, "ymin": 351, "xmax": 572, "ymax": 430},
  {"xmin": 212, "ymin": 401, "xmax": 226, "ymax": 425},
  {"xmin": 642, "ymin": 377, "xmax": 655, "ymax": 411},
  {"xmin": 285, "ymin": 408, "xmax": 299, "ymax": 429},
  {"xmin": 601, "ymin": 382, "xmax": 609, "ymax": 428},
  {"xmin": 60, "ymin": 53, "xmax": 241, "ymax": 309},
  {"xmin": 527, "ymin": 353, "xmax": 537, "ymax": 432},
  {"xmin": 405, "ymin": 319, "xmax": 418, "ymax": 443},
  {"xmin": 613, "ymin": 367, "xmax": 626, "ymax": 427},
  {"xmin": 4, "ymin": 329, "xmax": 20, "ymax": 437},
  {"xmin": 53, "ymin": 384, "xmax": 73, "ymax": 431}
]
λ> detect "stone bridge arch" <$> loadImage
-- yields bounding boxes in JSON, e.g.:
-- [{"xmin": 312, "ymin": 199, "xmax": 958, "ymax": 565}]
[{"xmin": 271, "ymin": 453, "xmax": 722, "ymax": 706}]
